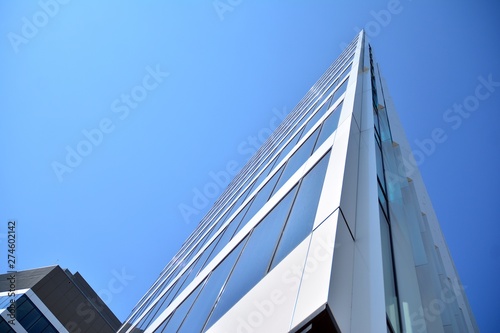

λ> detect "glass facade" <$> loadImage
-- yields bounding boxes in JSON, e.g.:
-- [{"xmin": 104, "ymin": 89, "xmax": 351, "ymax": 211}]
[
  {"xmin": 121, "ymin": 33, "xmax": 356, "ymax": 333},
  {"xmin": 369, "ymin": 45, "xmax": 402, "ymax": 333},
  {"xmin": 121, "ymin": 31, "xmax": 478, "ymax": 333}
]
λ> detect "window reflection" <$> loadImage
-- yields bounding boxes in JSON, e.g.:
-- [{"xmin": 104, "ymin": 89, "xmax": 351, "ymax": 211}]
[
  {"xmin": 274, "ymin": 127, "xmax": 321, "ymax": 192},
  {"xmin": 302, "ymin": 97, "xmax": 332, "ymax": 135},
  {"xmin": 379, "ymin": 209, "xmax": 401, "ymax": 332},
  {"xmin": 204, "ymin": 185, "xmax": 299, "ymax": 330},
  {"xmin": 314, "ymin": 102, "xmax": 343, "ymax": 153},
  {"xmin": 270, "ymin": 150, "xmax": 331, "ymax": 270},
  {"xmin": 138, "ymin": 257, "xmax": 200, "ymax": 330},
  {"xmin": 158, "ymin": 280, "xmax": 204, "ymax": 333},
  {"xmin": 236, "ymin": 164, "xmax": 286, "ymax": 234},
  {"xmin": 177, "ymin": 237, "xmax": 249, "ymax": 333},
  {"xmin": 14, "ymin": 295, "xmax": 57, "ymax": 332}
]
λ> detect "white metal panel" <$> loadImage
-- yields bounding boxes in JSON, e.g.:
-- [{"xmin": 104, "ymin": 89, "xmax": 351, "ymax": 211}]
[
  {"xmin": 328, "ymin": 210, "xmax": 355, "ymax": 333},
  {"xmin": 339, "ymin": 117, "xmax": 360, "ymax": 232},
  {"xmin": 313, "ymin": 113, "xmax": 353, "ymax": 230},
  {"xmin": 350, "ymin": 61, "xmax": 387, "ymax": 332},
  {"xmin": 290, "ymin": 210, "xmax": 339, "ymax": 329}
]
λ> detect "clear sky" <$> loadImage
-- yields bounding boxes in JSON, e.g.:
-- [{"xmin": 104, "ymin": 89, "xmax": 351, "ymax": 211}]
[{"xmin": 1, "ymin": 0, "xmax": 499, "ymax": 331}]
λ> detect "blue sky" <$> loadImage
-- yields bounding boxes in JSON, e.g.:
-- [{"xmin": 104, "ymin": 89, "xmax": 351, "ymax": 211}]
[{"xmin": 1, "ymin": 0, "xmax": 499, "ymax": 331}]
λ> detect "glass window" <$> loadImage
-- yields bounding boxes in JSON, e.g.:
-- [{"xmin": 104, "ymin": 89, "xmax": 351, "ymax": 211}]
[
  {"xmin": 146, "ymin": 252, "xmax": 212, "ymax": 329},
  {"xmin": 274, "ymin": 127, "xmax": 321, "ymax": 193},
  {"xmin": 178, "ymin": 231, "xmax": 213, "ymax": 275},
  {"xmin": 29, "ymin": 315, "xmax": 52, "ymax": 332},
  {"xmin": 378, "ymin": 109, "xmax": 392, "ymax": 142},
  {"xmin": 16, "ymin": 296, "xmax": 38, "ymax": 328},
  {"xmin": 153, "ymin": 315, "xmax": 171, "ymax": 332},
  {"xmin": 177, "ymin": 236, "xmax": 249, "ymax": 333},
  {"xmin": 202, "ymin": 205, "xmax": 235, "ymax": 246},
  {"xmin": 375, "ymin": 141, "xmax": 386, "ymax": 192},
  {"xmin": 204, "ymin": 185, "xmax": 299, "ymax": 330},
  {"xmin": 301, "ymin": 98, "xmax": 332, "ymax": 135},
  {"xmin": 235, "ymin": 164, "xmax": 286, "ymax": 234},
  {"xmin": 379, "ymin": 186, "xmax": 388, "ymax": 219},
  {"xmin": 220, "ymin": 178, "xmax": 256, "ymax": 227},
  {"xmin": 41, "ymin": 324, "xmax": 57, "ymax": 333},
  {"xmin": 380, "ymin": 209, "xmax": 401, "ymax": 332},
  {"xmin": 336, "ymin": 63, "xmax": 352, "ymax": 87},
  {"xmin": 227, "ymin": 198, "xmax": 255, "ymax": 236},
  {"xmin": 270, "ymin": 150, "xmax": 331, "ymax": 270},
  {"xmin": 290, "ymin": 107, "xmax": 315, "ymax": 136},
  {"xmin": 159, "ymin": 279, "xmax": 205, "ymax": 333},
  {"xmin": 374, "ymin": 108, "xmax": 381, "ymax": 139},
  {"xmin": 137, "ymin": 257, "xmax": 200, "ymax": 330},
  {"xmin": 196, "ymin": 227, "xmax": 226, "ymax": 273},
  {"xmin": 145, "ymin": 260, "xmax": 191, "ymax": 313},
  {"xmin": 14, "ymin": 296, "xmax": 57, "ymax": 332},
  {"xmin": 15, "ymin": 295, "xmax": 31, "ymax": 319},
  {"xmin": 0, "ymin": 317, "xmax": 14, "ymax": 333},
  {"xmin": 314, "ymin": 102, "xmax": 343, "ymax": 153},
  {"xmin": 274, "ymin": 127, "xmax": 305, "ymax": 167},
  {"xmin": 252, "ymin": 155, "xmax": 278, "ymax": 191},
  {"xmin": 206, "ymin": 199, "xmax": 253, "ymax": 259},
  {"xmin": 329, "ymin": 77, "xmax": 349, "ymax": 109}
]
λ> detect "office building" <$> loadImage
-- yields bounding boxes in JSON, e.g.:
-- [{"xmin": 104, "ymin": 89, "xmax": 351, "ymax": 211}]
[
  {"xmin": 0, "ymin": 265, "xmax": 121, "ymax": 333},
  {"xmin": 120, "ymin": 31, "xmax": 478, "ymax": 332}
]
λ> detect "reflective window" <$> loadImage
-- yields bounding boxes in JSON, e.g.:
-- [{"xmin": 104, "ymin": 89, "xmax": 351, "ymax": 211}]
[
  {"xmin": 159, "ymin": 279, "xmax": 205, "ymax": 333},
  {"xmin": 217, "ymin": 178, "xmax": 256, "ymax": 230},
  {"xmin": 177, "ymin": 237, "xmax": 249, "ymax": 333},
  {"xmin": 314, "ymin": 102, "xmax": 343, "ymax": 153},
  {"xmin": 375, "ymin": 141, "xmax": 386, "ymax": 192},
  {"xmin": 226, "ymin": 199, "xmax": 255, "ymax": 238},
  {"xmin": 301, "ymin": 98, "xmax": 332, "ymax": 135},
  {"xmin": 204, "ymin": 185, "xmax": 299, "ymax": 330},
  {"xmin": 0, "ymin": 317, "xmax": 14, "ymax": 333},
  {"xmin": 252, "ymin": 156, "xmax": 279, "ymax": 191},
  {"xmin": 328, "ymin": 77, "xmax": 348, "ymax": 109},
  {"xmin": 236, "ymin": 164, "xmax": 286, "ymax": 234},
  {"xmin": 274, "ymin": 127, "xmax": 321, "ymax": 192},
  {"xmin": 378, "ymin": 185, "xmax": 388, "ymax": 219},
  {"xmin": 379, "ymin": 110, "xmax": 392, "ymax": 142},
  {"xmin": 292, "ymin": 103, "xmax": 320, "ymax": 134},
  {"xmin": 153, "ymin": 315, "xmax": 171, "ymax": 332},
  {"xmin": 137, "ymin": 257, "xmax": 200, "ymax": 330},
  {"xmin": 379, "ymin": 209, "xmax": 401, "ymax": 333},
  {"xmin": 15, "ymin": 295, "xmax": 57, "ymax": 332},
  {"xmin": 270, "ymin": 150, "xmax": 331, "ymax": 270},
  {"xmin": 274, "ymin": 127, "xmax": 305, "ymax": 167},
  {"xmin": 194, "ymin": 227, "xmax": 226, "ymax": 274},
  {"xmin": 206, "ymin": 200, "xmax": 253, "ymax": 261},
  {"xmin": 29, "ymin": 315, "xmax": 57, "ymax": 333},
  {"xmin": 374, "ymin": 108, "xmax": 381, "ymax": 139},
  {"xmin": 336, "ymin": 64, "xmax": 352, "ymax": 88}
]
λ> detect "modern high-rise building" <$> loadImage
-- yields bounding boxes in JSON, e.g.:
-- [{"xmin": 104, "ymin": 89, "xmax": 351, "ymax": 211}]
[
  {"xmin": 119, "ymin": 31, "xmax": 478, "ymax": 333},
  {"xmin": 0, "ymin": 265, "xmax": 121, "ymax": 333}
]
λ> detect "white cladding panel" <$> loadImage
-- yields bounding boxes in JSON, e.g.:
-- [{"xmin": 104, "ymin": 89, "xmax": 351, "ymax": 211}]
[{"xmin": 290, "ymin": 211, "xmax": 339, "ymax": 329}]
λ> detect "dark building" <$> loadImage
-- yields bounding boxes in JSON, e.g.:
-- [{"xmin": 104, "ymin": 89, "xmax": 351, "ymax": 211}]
[{"xmin": 0, "ymin": 265, "xmax": 121, "ymax": 333}]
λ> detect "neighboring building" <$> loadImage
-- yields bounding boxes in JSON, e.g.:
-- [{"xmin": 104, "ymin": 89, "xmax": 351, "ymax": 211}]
[
  {"xmin": 0, "ymin": 265, "xmax": 121, "ymax": 333},
  {"xmin": 120, "ymin": 31, "xmax": 478, "ymax": 332}
]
